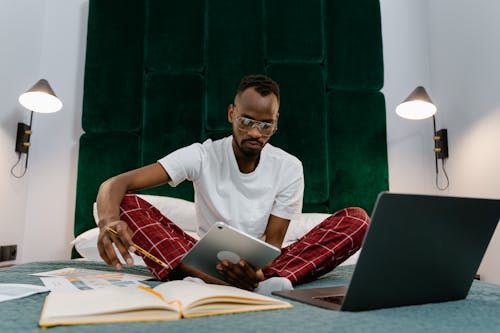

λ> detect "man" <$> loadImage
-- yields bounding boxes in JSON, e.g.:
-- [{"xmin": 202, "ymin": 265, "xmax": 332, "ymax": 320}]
[{"xmin": 96, "ymin": 74, "xmax": 369, "ymax": 292}]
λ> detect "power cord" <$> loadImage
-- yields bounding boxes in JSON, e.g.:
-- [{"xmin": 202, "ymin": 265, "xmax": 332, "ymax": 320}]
[{"xmin": 435, "ymin": 158, "xmax": 449, "ymax": 190}]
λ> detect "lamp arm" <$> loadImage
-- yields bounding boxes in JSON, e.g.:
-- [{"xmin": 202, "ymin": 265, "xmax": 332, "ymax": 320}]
[
  {"xmin": 28, "ymin": 110, "xmax": 34, "ymax": 127},
  {"xmin": 432, "ymin": 115, "xmax": 438, "ymax": 175},
  {"xmin": 432, "ymin": 115, "xmax": 450, "ymax": 190},
  {"xmin": 25, "ymin": 111, "xmax": 33, "ymax": 170}
]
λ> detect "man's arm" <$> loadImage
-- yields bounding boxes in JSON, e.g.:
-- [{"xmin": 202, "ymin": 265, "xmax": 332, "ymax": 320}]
[
  {"xmin": 96, "ymin": 162, "xmax": 226, "ymax": 285},
  {"xmin": 256, "ymin": 214, "xmax": 290, "ymax": 277},
  {"xmin": 263, "ymin": 214, "xmax": 290, "ymax": 249},
  {"xmin": 96, "ymin": 162, "xmax": 170, "ymax": 269}
]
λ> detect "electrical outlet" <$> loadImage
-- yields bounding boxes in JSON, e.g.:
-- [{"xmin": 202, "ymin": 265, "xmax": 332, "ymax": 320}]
[{"xmin": 0, "ymin": 245, "xmax": 17, "ymax": 262}]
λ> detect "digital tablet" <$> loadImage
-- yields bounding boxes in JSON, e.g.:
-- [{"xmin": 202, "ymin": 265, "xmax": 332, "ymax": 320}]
[{"xmin": 181, "ymin": 222, "xmax": 281, "ymax": 281}]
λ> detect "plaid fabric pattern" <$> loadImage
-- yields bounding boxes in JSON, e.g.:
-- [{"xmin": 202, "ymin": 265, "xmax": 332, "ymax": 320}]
[
  {"xmin": 263, "ymin": 207, "xmax": 369, "ymax": 284},
  {"xmin": 119, "ymin": 194, "xmax": 369, "ymax": 284},
  {"xmin": 120, "ymin": 194, "xmax": 197, "ymax": 280}
]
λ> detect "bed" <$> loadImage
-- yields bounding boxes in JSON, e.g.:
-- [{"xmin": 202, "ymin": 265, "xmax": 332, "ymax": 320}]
[
  {"xmin": 12, "ymin": 194, "xmax": 495, "ymax": 332},
  {"xmin": 10, "ymin": 0, "xmax": 494, "ymax": 331},
  {"xmin": 2, "ymin": 261, "xmax": 500, "ymax": 333}
]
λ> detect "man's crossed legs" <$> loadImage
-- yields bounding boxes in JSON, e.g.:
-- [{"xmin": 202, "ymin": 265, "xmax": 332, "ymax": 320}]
[{"xmin": 118, "ymin": 194, "xmax": 369, "ymax": 285}]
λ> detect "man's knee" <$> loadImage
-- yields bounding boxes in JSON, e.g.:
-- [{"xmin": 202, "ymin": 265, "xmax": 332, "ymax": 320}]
[
  {"xmin": 120, "ymin": 193, "xmax": 141, "ymax": 209},
  {"xmin": 119, "ymin": 194, "xmax": 156, "ymax": 219},
  {"xmin": 348, "ymin": 207, "xmax": 370, "ymax": 224},
  {"xmin": 331, "ymin": 206, "xmax": 369, "ymax": 223},
  {"xmin": 118, "ymin": 194, "xmax": 157, "ymax": 229},
  {"xmin": 325, "ymin": 207, "xmax": 370, "ymax": 241},
  {"xmin": 346, "ymin": 207, "xmax": 370, "ymax": 234}
]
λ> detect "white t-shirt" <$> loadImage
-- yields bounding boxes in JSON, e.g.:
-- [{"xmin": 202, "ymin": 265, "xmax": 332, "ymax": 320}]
[{"xmin": 158, "ymin": 136, "xmax": 304, "ymax": 238}]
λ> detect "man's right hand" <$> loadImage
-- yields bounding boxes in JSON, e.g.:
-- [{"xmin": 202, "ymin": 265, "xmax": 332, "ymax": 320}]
[
  {"xmin": 97, "ymin": 220, "xmax": 135, "ymax": 270},
  {"xmin": 95, "ymin": 163, "xmax": 171, "ymax": 270}
]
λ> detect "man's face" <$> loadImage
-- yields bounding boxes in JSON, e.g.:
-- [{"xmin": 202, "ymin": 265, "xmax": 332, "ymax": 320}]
[{"xmin": 228, "ymin": 87, "xmax": 279, "ymax": 158}]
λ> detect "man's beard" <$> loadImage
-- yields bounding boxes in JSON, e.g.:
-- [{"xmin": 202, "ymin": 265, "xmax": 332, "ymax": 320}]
[{"xmin": 233, "ymin": 132, "xmax": 264, "ymax": 158}]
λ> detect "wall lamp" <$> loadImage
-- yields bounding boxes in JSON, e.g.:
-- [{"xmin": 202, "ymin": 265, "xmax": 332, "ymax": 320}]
[
  {"xmin": 11, "ymin": 79, "xmax": 63, "ymax": 178},
  {"xmin": 395, "ymin": 86, "xmax": 449, "ymax": 190}
]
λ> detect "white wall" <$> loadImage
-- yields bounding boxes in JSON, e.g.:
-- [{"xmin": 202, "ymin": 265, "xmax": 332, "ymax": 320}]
[
  {"xmin": 380, "ymin": 0, "xmax": 435, "ymax": 194},
  {"xmin": 0, "ymin": 0, "xmax": 47, "ymax": 265},
  {"xmin": 0, "ymin": 0, "xmax": 87, "ymax": 264},
  {"xmin": 426, "ymin": 0, "xmax": 500, "ymax": 284},
  {"xmin": 381, "ymin": 0, "xmax": 500, "ymax": 285},
  {"xmin": 21, "ymin": 0, "xmax": 88, "ymax": 262}
]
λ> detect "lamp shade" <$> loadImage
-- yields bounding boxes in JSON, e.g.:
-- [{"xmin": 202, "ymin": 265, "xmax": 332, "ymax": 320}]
[
  {"xmin": 395, "ymin": 86, "xmax": 436, "ymax": 120},
  {"xmin": 18, "ymin": 79, "xmax": 63, "ymax": 113}
]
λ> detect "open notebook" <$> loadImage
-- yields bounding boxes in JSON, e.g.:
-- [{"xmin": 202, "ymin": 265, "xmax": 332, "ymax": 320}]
[{"xmin": 39, "ymin": 280, "xmax": 292, "ymax": 327}]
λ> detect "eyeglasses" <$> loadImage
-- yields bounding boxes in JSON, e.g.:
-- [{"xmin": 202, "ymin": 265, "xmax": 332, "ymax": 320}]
[
  {"xmin": 235, "ymin": 114, "xmax": 277, "ymax": 137},
  {"xmin": 233, "ymin": 104, "xmax": 277, "ymax": 137}
]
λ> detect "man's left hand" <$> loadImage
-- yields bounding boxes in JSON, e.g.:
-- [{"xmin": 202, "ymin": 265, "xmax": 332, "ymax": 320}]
[{"xmin": 216, "ymin": 259, "xmax": 265, "ymax": 291}]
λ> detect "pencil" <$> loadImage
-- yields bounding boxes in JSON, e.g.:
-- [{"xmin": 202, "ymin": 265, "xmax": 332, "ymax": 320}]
[{"xmin": 106, "ymin": 227, "xmax": 170, "ymax": 270}]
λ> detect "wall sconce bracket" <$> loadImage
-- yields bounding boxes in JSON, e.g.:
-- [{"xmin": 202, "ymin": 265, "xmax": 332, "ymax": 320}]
[
  {"xmin": 434, "ymin": 128, "xmax": 448, "ymax": 159},
  {"xmin": 15, "ymin": 122, "xmax": 32, "ymax": 154}
]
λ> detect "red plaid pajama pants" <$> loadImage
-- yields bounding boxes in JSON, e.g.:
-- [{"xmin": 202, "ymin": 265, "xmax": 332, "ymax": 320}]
[{"xmin": 120, "ymin": 193, "xmax": 369, "ymax": 285}]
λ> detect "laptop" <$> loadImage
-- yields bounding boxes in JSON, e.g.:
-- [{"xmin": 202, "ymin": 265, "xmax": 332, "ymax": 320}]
[{"xmin": 272, "ymin": 192, "xmax": 500, "ymax": 311}]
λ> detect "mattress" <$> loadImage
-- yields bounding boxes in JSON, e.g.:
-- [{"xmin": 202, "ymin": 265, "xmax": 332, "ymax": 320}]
[{"xmin": 1, "ymin": 260, "xmax": 500, "ymax": 333}]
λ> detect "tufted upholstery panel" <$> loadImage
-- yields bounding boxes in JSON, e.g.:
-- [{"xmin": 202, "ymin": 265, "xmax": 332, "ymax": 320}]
[{"xmin": 74, "ymin": 0, "xmax": 388, "ymax": 252}]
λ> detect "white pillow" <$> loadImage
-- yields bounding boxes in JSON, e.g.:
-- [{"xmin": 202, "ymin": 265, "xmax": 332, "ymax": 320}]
[
  {"xmin": 83, "ymin": 194, "xmax": 199, "ymax": 265},
  {"xmin": 71, "ymin": 228, "xmax": 146, "ymax": 265},
  {"xmin": 78, "ymin": 195, "xmax": 359, "ymax": 266},
  {"xmin": 92, "ymin": 195, "xmax": 327, "ymax": 245},
  {"xmin": 72, "ymin": 225, "xmax": 359, "ymax": 267},
  {"xmin": 283, "ymin": 213, "xmax": 331, "ymax": 247},
  {"xmin": 93, "ymin": 194, "xmax": 197, "ymax": 232}
]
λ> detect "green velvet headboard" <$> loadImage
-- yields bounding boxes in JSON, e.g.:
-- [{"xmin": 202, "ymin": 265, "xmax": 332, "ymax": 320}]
[{"xmin": 74, "ymin": 0, "xmax": 388, "ymax": 250}]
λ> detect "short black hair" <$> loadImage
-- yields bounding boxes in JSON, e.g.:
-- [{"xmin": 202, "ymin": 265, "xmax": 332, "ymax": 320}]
[{"xmin": 236, "ymin": 74, "xmax": 280, "ymax": 102}]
